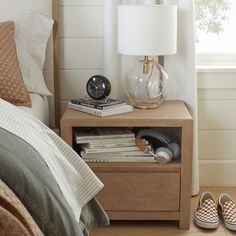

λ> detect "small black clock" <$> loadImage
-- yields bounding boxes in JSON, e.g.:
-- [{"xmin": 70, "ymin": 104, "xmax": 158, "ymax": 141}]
[{"xmin": 86, "ymin": 75, "xmax": 111, "ymax": 100}]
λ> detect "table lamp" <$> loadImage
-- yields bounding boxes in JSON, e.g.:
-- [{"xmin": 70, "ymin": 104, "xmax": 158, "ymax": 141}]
[{"xmin": 118, "ymin": 4, "xmax": 177, "ymax": 108}]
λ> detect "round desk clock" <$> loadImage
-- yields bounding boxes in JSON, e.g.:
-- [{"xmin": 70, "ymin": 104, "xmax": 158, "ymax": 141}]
[{"xmin": 86, "ymin": 75, "xmax": 111, "ymax": 100}]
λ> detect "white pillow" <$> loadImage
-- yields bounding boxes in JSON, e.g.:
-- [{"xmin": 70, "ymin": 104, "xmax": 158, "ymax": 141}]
[{"xmin": 0, "ymin": 12, "xmax": 53, "ymax": 95}]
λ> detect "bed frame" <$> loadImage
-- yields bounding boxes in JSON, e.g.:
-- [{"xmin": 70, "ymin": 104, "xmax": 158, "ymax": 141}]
[
  {"xmin": 52, "ymin": 0, "xmax": 60, "ymax": 128},
  {"xmin": 42, "ymin": 0, "xmax": 60, "ymax": 128}
]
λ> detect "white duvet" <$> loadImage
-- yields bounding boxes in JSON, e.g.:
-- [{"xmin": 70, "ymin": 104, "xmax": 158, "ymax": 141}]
[{"xmin": 0, "ymin": 98, "xmax": 103, "ymax": 222}]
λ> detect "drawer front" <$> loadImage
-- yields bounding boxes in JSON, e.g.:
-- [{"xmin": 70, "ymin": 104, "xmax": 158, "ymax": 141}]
[{"xmin": 96, "ymin": 172, "xmax": 180, "ymax": 211}]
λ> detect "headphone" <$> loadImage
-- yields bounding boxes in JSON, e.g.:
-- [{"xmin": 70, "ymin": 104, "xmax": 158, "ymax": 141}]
[{"xmin": 135, "ymin": 129, "xmax": 180, "ymax": 164}]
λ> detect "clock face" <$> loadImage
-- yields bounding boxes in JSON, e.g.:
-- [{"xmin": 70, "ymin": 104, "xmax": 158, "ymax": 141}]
[{"xmin": 86, "ymin": 75, "xmax": 111, "ymax": 100}]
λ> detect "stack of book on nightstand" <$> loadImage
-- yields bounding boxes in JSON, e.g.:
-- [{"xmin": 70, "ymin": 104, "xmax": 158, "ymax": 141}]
[
  {"xmin": 74, "ymin": 127, "xmax": 155, "ymax": 163},
  {"xmin": 68, "ymin": 98, "xmax": 133, "ymax": 117}
]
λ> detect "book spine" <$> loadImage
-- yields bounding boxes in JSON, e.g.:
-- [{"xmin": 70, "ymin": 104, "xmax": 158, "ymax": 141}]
[
  {"xmin": 69, "ymin": 103, "xmax": 102, "ymax": 117},
  {"xmin": 100, "ymin": 105, "xmax": 133, "ymax": 116},
  {"xmin": 83, "ymin": 157, "xmax": 156, "ymax": 163},
  {"xmin": 69, "ymin": 102, "xmax": 133, "ymax": 117},
  {"xmin": 83, "ymin": 145, "xmax": 150, "ymax": 154},
  {"xmin": 87, "ymin": 141, "xmax": 137, "ymax": 149},
  {"xmin": 96, "ymin": 103, "xmax": 126, "ymax": 110},
  {"xmin": 75, "ymin": 100, "xmax": 99, "ymax": 109},
  {"xmin": 71, "ymin": 100, "xmax": 106, "ymax": 110},
  {"xmin": 75, "ymin": 133, "xmax": 135, "ymax": 142},
  {"xmin": 71, "ymin": 99, "xmax": 125, "ymax": 110},
  {"xmin": 76, "ymin": 137, "xmax": 135, "ymax": 144},
  {"xmin": 97, "ymin": 101, "xmax": 126, "ymax": 110},
  {"xmin": 76, "ymin": 134, "xmax": 135, "ymax": 142},
  {"xmin": 80, "ymin": 151, "xmax": 153, "ymax": 158},
  {"xmin": 88, "ymin": 139, "xmax": 147, "ymax": 148}
]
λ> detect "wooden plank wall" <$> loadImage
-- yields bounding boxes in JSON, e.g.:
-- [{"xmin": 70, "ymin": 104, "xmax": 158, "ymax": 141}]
[
  {"xmin": 59, "ymin": 0, "xmax": 104, "ymax": 115},
  {"xmin": 198, "ymin": 69, "xmax": 236, "ymax": 186}
]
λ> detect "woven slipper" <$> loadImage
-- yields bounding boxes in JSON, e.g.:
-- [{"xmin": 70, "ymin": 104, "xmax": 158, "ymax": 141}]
[
  {"xmin": 218, "ymin": 193, "xmax": 236, "ymax": 231},
  {"xmin": 194, "ymin": 192, "xmax": 219, "ymax": 229}
]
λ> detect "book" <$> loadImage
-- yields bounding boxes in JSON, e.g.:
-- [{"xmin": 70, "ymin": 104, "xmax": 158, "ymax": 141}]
[
  {"xmin": 83, "ymin": 156, "xmax": 156, "ymax": 163},
  {"xmin": 81, "ymin": 145, "xmax": 151, "ymax": 154},
  {"xmin": 68, "ymin": 102, "xmax": 133, "ymax": 117},
  {"xmin": 80, "ymin": 151, "xmax": 153, "ymax": 158},
  {"xmin": 74, "ymin": 127, "xmax": 135, "ymax": 143},
  {"xmin": 71, "ymin": 98, "xmax": 126, "ymax": 110},
  {"xmin": 87, "ymin": 141, "xmax": 136, "ymax": 149},
  {"xmin": 86, "ymin": 139, "xmax": 148, "ymax": 148},
  {"xmin": 75, "ymin": 137, "xmax": 135, "ymax": 144}
]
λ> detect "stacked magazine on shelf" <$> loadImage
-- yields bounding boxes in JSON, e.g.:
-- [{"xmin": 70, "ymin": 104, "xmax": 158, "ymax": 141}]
[
  {"xmin": 69, "ymin": 98, "xmax": 133, "ymax": 117},
  {"xmin": 74, "ymin": 127, "xmax": 155, "ymax": 163}
]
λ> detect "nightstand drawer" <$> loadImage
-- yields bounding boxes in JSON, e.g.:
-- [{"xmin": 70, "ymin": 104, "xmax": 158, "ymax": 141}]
[{"xmin": 95, "ymin": 172, "xmax": 180, "ymax": 211}]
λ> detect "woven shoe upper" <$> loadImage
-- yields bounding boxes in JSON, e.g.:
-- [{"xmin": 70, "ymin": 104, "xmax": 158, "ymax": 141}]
[
  {"xmin": 219, "ymin": 193, "xmax": 236, "ymax": 225},
  {"xmin": 195, "ymin": 192, "xmax": 219, "ymax": 224}
]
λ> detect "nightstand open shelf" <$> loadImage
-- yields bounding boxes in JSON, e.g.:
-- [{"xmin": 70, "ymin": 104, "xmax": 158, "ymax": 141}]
[{"xmin": 60, "ymin": 100, "xmax": 193, "ymax": 229}]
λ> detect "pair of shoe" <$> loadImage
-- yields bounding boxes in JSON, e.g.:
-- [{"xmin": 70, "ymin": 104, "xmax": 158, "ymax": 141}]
[{"xmin": 194, "ymin": 192, "xmax": 236, "ymax": 230}]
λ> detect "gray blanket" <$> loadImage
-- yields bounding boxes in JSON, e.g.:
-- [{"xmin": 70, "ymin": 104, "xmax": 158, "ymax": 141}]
[{"xmin": 0, "ymin": 128, "xmax": 109, "ymax": 236}]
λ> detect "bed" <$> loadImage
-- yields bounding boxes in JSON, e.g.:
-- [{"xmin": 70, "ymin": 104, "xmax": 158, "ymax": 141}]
[
  {"xmin": 19, "ymin": 93, "xmax": 50, "ymax": 125},
  {"xmin": 0, "ymin": 0, "xmax": 109, "ymax": 235}
]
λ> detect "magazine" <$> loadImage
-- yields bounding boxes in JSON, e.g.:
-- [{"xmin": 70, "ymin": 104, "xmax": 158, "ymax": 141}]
[
  {"xmin": 71, "ymin": 98, "xmax": 126, "ymax": 110},
  {"xmin": 68, "ymin": 102, "xmax": 133, "ymax": 117},
  {"xmin": 74, "ymin": 127, "xmax": 135, "ymax": 143},
  {"xmin": 81, "ymin": 145, "xmax": 151, "ymax": 154}
]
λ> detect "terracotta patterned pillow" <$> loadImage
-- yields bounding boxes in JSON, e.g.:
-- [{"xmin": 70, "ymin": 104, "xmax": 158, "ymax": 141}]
[{"xmin": 0, "ymin": 21, "xmax": 31, "ymax": 107}]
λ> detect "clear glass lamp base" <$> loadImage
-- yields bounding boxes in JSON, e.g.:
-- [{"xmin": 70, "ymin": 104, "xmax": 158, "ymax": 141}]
[{"xmin": 125, "ymin": 58, "xmax": 168, "ymax": 109}]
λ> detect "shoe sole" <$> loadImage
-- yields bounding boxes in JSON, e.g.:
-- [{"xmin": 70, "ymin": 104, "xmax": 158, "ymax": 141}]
[
  {"xmin": 219, "ymin": 211, "xmax": 236, "ymax": 231},
  {"xmin": 195, "ymin": 217, "xmax": 219, "ymax": 229},
  {"xmin": 224, "ymin": 221, "xmax": 236, "ymax": 231}
]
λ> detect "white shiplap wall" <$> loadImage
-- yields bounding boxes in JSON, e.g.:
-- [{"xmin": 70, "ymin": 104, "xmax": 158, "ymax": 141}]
[
  {"xmin": 59, "ymin": 1, "xmax": 236, "ymax": 186},
  {"xmin": 198, "ymin": 69, "xmax": 236, "ymax": 186},
  {"xmin": 59, "ymin": 0, "xmax": 104, "ymax": 115}
]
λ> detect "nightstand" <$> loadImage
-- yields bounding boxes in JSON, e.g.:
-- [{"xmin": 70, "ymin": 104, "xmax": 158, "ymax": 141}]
[{"xmin": 60, "ymin": 100, "xmax": 193, "ymax": 229}]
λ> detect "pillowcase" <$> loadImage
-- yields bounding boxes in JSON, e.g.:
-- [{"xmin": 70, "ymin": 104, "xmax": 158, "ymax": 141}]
[
  {"xmin": 0, "ymin": 21, "xmax": 31, "ymax": 107},
  {"xmin": 0, "ymin": 11, "xmax": 54, "ymax": 96}
]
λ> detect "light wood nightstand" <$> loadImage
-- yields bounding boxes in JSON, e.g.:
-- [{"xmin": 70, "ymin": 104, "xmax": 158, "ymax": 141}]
[{"xmin": 60, "ymin": 100, "xmax": 193, "ymax": 229}]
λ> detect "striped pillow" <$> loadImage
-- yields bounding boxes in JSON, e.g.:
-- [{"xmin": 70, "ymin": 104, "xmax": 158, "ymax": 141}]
[
  {"xmin": 0, "ymin": 12, "xmax": 54, "ymax": 96},
  {"xmin": 0, "ymin": 21, "xmax": 31, "ymax": 107}
]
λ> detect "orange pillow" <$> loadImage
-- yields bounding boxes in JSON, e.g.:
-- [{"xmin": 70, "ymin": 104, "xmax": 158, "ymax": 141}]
[{"xmin": 0, "ymin": 21, "xmax": 31, "ymax": 107}]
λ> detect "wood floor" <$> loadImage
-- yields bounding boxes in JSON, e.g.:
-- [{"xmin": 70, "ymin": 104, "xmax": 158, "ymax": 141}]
[{"xmin": 91, "ymin": 187, "xmax": 236, "ymax": 236}]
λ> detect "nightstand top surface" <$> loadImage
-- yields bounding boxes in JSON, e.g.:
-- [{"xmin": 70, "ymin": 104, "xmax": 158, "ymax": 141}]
[{"xmin": 60, "ymin": 100, "xmax": 192, "ymax": 127}]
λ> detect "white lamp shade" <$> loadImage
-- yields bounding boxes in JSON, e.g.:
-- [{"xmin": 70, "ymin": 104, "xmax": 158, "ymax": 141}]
[{"xmin": 118, "ymin": 5, "xmax": 177, "ymax": 56}]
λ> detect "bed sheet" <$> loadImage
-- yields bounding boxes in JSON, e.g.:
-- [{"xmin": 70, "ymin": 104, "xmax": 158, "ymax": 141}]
[
  {"xmin": 0, "ymin": 98, "xmax": 105, "ymax": 223},
  {"xmin": 19, "ymin": 93, "xmax": 49, "ymax": 126}
]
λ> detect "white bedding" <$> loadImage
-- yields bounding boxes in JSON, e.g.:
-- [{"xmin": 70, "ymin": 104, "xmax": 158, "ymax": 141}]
[
  {"xmin": 0, "ymin": 0, "xmax": 56, "ymax": 128},
  {"xmin": 19, "ymin": 93, "xmax": 49, "ymax": 126},
  {"xmin": 0, "ymin": 98, "xmax": 104, "ymax": 222}
]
